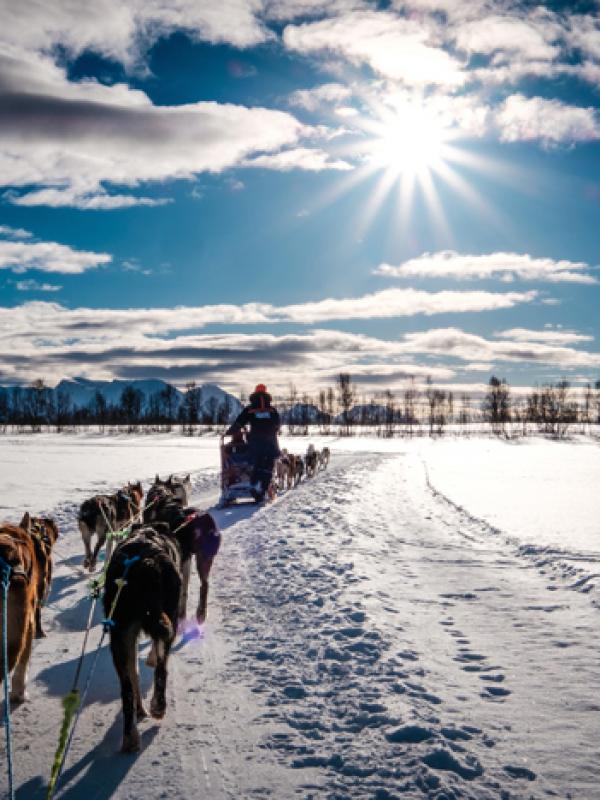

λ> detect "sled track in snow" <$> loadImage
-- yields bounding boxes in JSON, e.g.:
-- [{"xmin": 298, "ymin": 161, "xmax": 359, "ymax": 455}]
[{"xmin": 422, "ymin": 456, "xmax": 600, "ymax": 604}]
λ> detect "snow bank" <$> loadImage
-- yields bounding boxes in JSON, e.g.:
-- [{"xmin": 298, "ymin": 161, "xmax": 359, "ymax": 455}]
[{"xmin": 420, "ymin": 437, "xmax": 600, "ymax": 555}]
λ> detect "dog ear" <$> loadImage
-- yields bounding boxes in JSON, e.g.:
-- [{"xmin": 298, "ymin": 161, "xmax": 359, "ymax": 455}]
[
  {"xmin": 20, "ymin": 512, "xmax": 31, "ymax": 532},
  {"xmin": 155, "ymin": 474, "xmax": 160, "ymax": 484},
  {"xmin": 185, "ymin": 474, "xmax": 190, "ymax": 482}
]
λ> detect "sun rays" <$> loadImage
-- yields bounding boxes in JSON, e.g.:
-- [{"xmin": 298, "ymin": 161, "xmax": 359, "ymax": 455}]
[{"xmin": 307, "ymin": 94, "xmax": 511, "ymax": 244}]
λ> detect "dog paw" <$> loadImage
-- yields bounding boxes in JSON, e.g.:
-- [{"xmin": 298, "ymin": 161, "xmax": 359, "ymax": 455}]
[
  {"xmin": 150, "ymin": 696, "xmax": 166, "ymax": 720},
  {"xmin": 121, "ymin": 730, "xmax": 141, "ymax": 753},
  {"xmin": 196, "ymin": 607, "xmax": 206, "ymax": 625},
  {"xmin": 35, "ymin": 629, "xmax": 47, "ymax": 640},
  {"xmin": 136, "ymin": 704, "xmax": 149, "ymax": 721}
]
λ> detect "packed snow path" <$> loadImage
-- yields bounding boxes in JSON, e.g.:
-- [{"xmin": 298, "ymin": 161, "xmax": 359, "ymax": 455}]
[{"xmin": 5, "ymin": 448, "xmax": 600, "ymax": 799}]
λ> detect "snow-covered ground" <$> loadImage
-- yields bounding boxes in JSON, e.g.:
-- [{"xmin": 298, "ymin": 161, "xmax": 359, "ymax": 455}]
[{"xmin": 1, "ymin": 432, "xmax": 599, "ymax": 799}]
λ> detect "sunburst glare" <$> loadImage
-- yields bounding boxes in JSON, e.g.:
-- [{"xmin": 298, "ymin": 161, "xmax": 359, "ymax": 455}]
[
  {"xmin": 310, "ymin": 94, "xmax": 510, "ymax": 243},
  {"xmin": 365, "ymin": 104, "xmax": 450, "ymax": 178}
]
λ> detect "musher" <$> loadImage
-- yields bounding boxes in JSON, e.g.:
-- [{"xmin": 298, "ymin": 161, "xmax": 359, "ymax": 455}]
[{"xmin": 226, "ymin": 384, "xmax": 281, "ymax": 502}]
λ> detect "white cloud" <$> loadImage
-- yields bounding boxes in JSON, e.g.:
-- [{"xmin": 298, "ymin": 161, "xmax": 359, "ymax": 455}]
[
  {"xmin": 566, "ymin": 13, "xmax": 600, "ymax": 62},
  {"xmin": 453, "ymin": 13, "xmax": 560, "ymax": 62},
  {"xmin": 243, "ymin": 147, "xmax": 353, "ymax": 171},
  {"xmin": 0, "ymin": 286, "xmax": 534, "ymax": 348},
  {"xmin": 2, "ymin": 298, "xmax": 598, "ymax": 389},
  {"xmin": 399, "ymin": 327, "xmax": 600, "ymax": 369},
  {"xmin": 283, "ymin": 11, "xmax": 466, "ymax": 87},
  {"xmin": 0, "ymin": 304, "xmax": 459, "ymax": 388},
  {"xmin": 376, "ymin": 251, "xmax": 598, "ymax": 284},
  {"xmin": 342, "ymin": 362, "xmax": 455, "ymax": 381},
  {"xmin": 0, "ymin": 68, "xmax": 309, "ymax": 206},
  {"xmin": 0, "ymin": 238, "xmax": 111, "ymax": 274},
  {"xmin": 497, "ymin": 328, "xmax": 594, "ymax": 345},
  {"xmin": 289, "ymin": 82, "xmax": 352, "ymax": 111},
  {"xmin": 1, "ymin": 1, "xmax": 269, "ymax": 70},
  {"xmin": 495, "ymin": 94, "xmax": 600, "ymax": 146},
  {"xmin": 265, "ymin": 0, "xmax": 366, "ymax": 22},
  {"xmin": 8, "ymin": 187, "xmax": 171, "ymax": 209},
  {"xmin": 14, "ymin": 279, "xmax": 62, "ymax": 292},
  {"xmin": 274, "ymin": 287, "xmax": 536, "ymax": 322},
  {"xmin": 0, "ymin": 225, "xmax": 31, "ymax": 239}
]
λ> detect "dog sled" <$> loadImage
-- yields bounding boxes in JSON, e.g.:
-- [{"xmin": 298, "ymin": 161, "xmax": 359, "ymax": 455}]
[{"xmin": 218, "ymin": 433, "xmax": 276, "ymax": 507}]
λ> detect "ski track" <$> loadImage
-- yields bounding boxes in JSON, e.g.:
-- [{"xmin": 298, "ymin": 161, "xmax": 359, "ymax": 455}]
[{"xmin": 4, "ymin": 450, "xmax": 600, "ymax": 799}]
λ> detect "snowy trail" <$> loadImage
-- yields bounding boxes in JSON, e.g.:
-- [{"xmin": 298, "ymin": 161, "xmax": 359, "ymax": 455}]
[{"xmin": 3, "ymin": 444, "xmax": 600, "ymax": 798}]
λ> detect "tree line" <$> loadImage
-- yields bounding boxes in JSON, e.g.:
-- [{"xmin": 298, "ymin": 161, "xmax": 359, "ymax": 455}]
[
  {"xmin": 279, "ymin": 374, "xmax": 600, "ymax": 439},
  {"xmin": 1, "ymin": 374, "xmax": 599, "ymax": 439},
  {"xmin": 0, "ymin": 380, "xmax": 233, "ymax": 433}
]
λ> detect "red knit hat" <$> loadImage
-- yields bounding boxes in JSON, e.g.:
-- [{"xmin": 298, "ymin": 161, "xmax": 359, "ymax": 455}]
[{"xmin": 254, "ymin": 383, "xmax": 267, "ymax": 393}]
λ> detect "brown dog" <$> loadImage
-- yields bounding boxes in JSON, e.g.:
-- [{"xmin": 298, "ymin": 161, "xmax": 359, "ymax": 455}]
[
  {"xmin": 0, "ymin": 521, "xmax": 40, "ymax": 703},
  {"xmin": 22, "ymin": 514, "xmax": 59, "ymax": 638}
]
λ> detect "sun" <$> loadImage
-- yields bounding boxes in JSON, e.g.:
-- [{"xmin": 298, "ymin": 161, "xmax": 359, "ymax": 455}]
[
  {"xmin": 365, "ymin": 104, "xmax": 451, "ymax": 178},
  {"xmin": 308, "ymin": 93, "xmax": 506, "ymax": 241}
]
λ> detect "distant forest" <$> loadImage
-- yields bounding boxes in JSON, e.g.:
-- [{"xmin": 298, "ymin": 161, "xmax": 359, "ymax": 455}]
[{"xmin": 1, "ymin": 374, "xmax": 599, "ymax": 439}]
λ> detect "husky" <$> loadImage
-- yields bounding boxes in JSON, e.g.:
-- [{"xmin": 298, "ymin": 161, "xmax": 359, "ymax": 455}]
[
  {"xmin": 104, "ymin": 524, "xmax": 181, "ymax": 753},
  {"xmin": 78, "ymin": 482, "xmax": 143, "ymax": 571},
  {"xmin": 305, "ymin": 444, "xmax": 318, "ymax": 478}
]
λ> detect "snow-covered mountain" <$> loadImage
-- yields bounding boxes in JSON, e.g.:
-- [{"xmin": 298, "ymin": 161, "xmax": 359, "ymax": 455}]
[
  {"xmin": 281, "ymin": 402, "xmax": 323, "ymax": 424},
  {"xmin": 54, "ymin": 377, "xmax": 178, "ymax": 410},
  {"xmin": 0, "ymin": 377, "xmax": 242, "ymax": 421}
]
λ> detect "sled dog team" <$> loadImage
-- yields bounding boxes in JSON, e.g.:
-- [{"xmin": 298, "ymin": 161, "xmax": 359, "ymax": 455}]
[
  {"xmin": 276, "ymin": 444, "xmax": 330, "ymax": 491},
  {"xmin": 0, "ymin": 474, "xmax": 220, "ymax": 754},
  {"xmin": 0, "ymin": 448, "xmax": 329, "ymax": 756}
]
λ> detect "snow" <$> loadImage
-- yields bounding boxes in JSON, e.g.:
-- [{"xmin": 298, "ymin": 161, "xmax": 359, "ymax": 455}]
[
  {"xmin": 1, "ymin": 431, "xmax": 600, "ymax": 798},
  {"xmin": 421, "ymin": 437, "xmax": 600, "ymax": 554}
]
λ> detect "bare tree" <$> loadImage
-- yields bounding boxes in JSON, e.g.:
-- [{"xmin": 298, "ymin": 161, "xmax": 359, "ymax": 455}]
[
  {"xmin": 160, "ymin": 384, "xmax": 179, "ymax": 431},
  {"xmin": 483, "ymin": 376, "xmax": 511, "ymax": 436},
  {"xmin": 582, "ymin": 383, "xmax": 593, "ymax": 434},
  {"xmin": 287, "ymin": 383, "xmax": 299, "ymax": 435},
  {"xmin": 337, "ymin": 373, "xmax": 355, "ymax": 436},
  {"xmin": 182, "ymin": 381, "xmax": 202, "ymax": 435},
  {"xmin": 459, "ymin": 392, "xmax": 471, "ymax": 430},
  {"xmin": 384, "ymin": 390, "xmax": 395, "ymax": 437},
  {"xmin": 326, "ymin": 387, "xmax": 335, "ymax": 433},
  {"xmin": 403, "ymin": 378, "xmax": 417, "ymax": 437},
  {"xmin": 538, "ymin": 380, "xmax": 577, "ymax": 439},
  {"xmin": 90, "ymin": 390, "xmax": 108, "ymax": 432},
  {"xmin": 318, "ymin": 389, "xmax": 328, "ymax": 434},
  {"xmin": 55, "ymin": 388, "xmax": 72, "ymax": 432},
  {"xmin": 26, "ymin": 378, "xmax": 52, "ymax": 432},
  {"xmin": 120, "ymin": 386, "xmax": 144, "ymax": 432}
]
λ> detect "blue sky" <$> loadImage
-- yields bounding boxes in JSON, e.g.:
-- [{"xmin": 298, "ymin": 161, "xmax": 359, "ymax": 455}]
[{"xmin": 1, "ymin": 0, "xmax": 600, "ymax": 398}]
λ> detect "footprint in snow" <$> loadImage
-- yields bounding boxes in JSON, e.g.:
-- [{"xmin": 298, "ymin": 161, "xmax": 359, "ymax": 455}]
[
  {"xmin": 421, "ymin": 748, "xmax": 484, "ymax": 781},
  {"xmin": 481, "ymin": 686, "xmax": 511, "ymax": 700},
  {"xmin": 386, "ymin": 724, "xmax": 434, "ymax": 744},
  {"xmin": 504, "ymin": 764, "xmax": 536, "ymax": 781}
]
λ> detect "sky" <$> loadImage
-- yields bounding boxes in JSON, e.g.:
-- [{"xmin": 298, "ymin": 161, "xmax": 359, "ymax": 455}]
[{"xmin": 1, "ymin": 0, "xmax": 600, "ymax": 398}]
